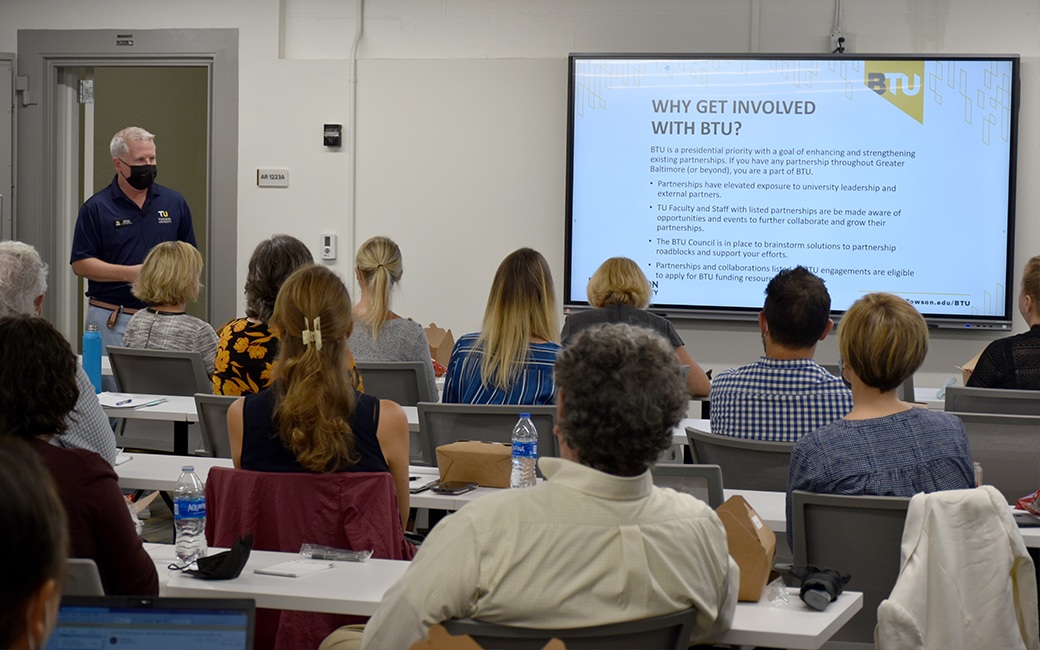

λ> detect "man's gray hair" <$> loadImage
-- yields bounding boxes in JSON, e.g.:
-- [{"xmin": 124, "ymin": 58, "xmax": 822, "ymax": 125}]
[
  {"xmin": 554, "ymin": 323, "xmax": 688, "ymax": 476},
  {"xmin": 0, "ymin": 241, "xmax": 48, "ymax": 317},
  {"xmin": 110, "ymin": 126, "xmax": 155, "ymax": 159}
]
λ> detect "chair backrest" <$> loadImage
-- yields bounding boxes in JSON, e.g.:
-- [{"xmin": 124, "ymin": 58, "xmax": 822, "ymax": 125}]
[
  {"xmin": 944, "ymin": 386, "xmax": 1040, "ymax": 416},
  {"xmin": 194, "ymin": 393, "xmax": 238, "ymax": 458},
  {"xmin": 949, "ymin": 411, "xmax": 1040, "ymax": 503},
  {"xmin": 685, "ymin": 427, "xmax": 794, "ymax": 491},
  {"xmin": 107, "ymin": 346, "xmax": 209, "ymax": 396},
  {"xmin": 64, "ymin": 558, "xmax": 105, "ymax": 596},
  {"xmin": 791, "ymin": 490, "xmax": 911, "ymax": 646},
  {"xmin": 205, "ymin": 466, "xmax": 416, "ymax": 650},
  {"xmin": 650, "ymin": 464, "xmax": 725, "ymax": 508},
  {"xmin": 416, "ymin": 402, "xmax": 559, "ymax": 472},
  {"xmin": 441, "ymin": 607, "xmax": 700, "ymax": 650},
  {"xmin": 356, "ymin": 361, "xmax": 435, "ymax": 406}
]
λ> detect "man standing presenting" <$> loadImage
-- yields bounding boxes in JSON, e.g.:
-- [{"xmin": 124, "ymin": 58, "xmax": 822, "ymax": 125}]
[
  {"xmin": 70, "ymin": 126, "xmax": 196, "ymax": 353},
  {"xmin": 352, "ymin": 324, "xmax": 737, "ymax": 649},
  {"xmin": 710, "ymin": 266, "xmax": 853, "ymax": 442}
]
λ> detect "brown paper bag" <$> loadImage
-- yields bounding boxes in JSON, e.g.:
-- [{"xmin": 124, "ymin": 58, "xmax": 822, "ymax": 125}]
[
  {"xmin": 436, "ymin": 440, "xmax": 512, "ymax": 488},
  {"xmin": 716, "ymin": 495, "xmax": 777, "ymax": 601},
  {"xmin": 425, "ymin": 323, "xmax": 455, "ymax": 368}
]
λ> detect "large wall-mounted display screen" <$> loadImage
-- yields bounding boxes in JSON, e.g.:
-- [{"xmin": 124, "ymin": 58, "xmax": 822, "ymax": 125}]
[{"xmin": 566, "ymin": 54, "xmax": 1019, "ymax": 329}]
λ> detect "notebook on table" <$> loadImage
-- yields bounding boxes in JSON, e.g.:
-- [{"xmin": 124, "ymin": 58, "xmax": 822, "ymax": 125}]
[{"xmin": 45, "ymin": 596, "xmax": 255, "ymax": 650}]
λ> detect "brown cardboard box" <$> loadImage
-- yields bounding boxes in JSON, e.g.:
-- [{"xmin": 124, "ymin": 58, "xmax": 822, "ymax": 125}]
[
  {"xmin": 957, "ymin": 349, "xmax": 985, "ymax": 386},
  {"xmin": 716, "ymin": 495, "xmax": 777, "ymax": 602},
  {"xmin": 425, "ymin": 323, "xmax": 455, "ymax": 369},
  {"xmin": 435, "ymin": 440, "xmax": 511, "ymax": 488}
]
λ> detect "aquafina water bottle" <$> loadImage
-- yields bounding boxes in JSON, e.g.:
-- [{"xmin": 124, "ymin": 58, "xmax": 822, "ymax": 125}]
[
  {"xmin": 510, "ymin": 414, "xmax": 538, "ymax": 489},
  {"xmin": 174, "ymin": 465, "xmax": 208, "ymax": 564}
]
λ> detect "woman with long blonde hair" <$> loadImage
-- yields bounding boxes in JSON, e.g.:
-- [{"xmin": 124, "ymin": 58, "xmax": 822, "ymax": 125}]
[
  {"xmin": 227, "ymin": 265, "xmax": 410, "ymax": 527},
  {"xmin": 443, "ymin": 248, "xmax": 561, "ymax": 404},
  {"xmin": 349, "ymin": 236, "xmax": 437, "ymax": 398}
]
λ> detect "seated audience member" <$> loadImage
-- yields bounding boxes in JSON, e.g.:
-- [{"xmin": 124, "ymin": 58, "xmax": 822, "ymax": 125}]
[
  {"xmin": 348, "ymin": 236, "xmax": 437, "ymax": 398},
  {"xmin": 354, "ymin": 324, "xmax": 737, "ymax": 649},
  {"xmin": 227, "ymin": 265, "xmax": 411, "ymax": 527},
  {"xmin": 561, "ymin": 256, "xmax": 710, "ymax": 397},
  {"xmin": 967, "ymin": 255, "xmax": 1040, "ymax": 389},
  {"xmin": 0, "ymin": 315, "xmax": 158, "ymax": 596},
  {"xmin": 0, "ymin": 437, "xmax": 67, "ymax": 650},
  {"xmin": 786, "ymin": 293, "xmax": 975, "ymax": 547},
  {"xmin": 443, "ymin": 248, "xmax": 562, "ymax": 405},
  {"xmin": 122, "ymin": 240, "xmax": 219, "ymax": 376},
  {"xmin": 710, "ymin": 266, "xmax": 852, "ymax": 441},
  {"xmin": 214, "ymin": 234, "xmax": 365, "ymax": 395},
  {"xmin": 0, "ymin": 241, "xmax": 116, "ymax": 464}
]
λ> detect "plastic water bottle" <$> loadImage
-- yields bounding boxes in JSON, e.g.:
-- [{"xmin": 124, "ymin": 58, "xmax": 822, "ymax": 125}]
[
  {"xmin": 174, "ymin": 465, "xmax": 208, "ymax": 564},
  {"xmin": 510, "ymin": 414, "xmax": 538, "ymax": 489},
  {"xmin": 82, "ymin": 324, "xmax": 102, "ymax": 394}
]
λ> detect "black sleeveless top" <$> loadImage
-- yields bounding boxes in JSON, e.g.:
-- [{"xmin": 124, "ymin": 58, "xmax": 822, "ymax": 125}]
[{"xmin": 240, "ymin": 385, "xmax": 389, "ymax": 473}]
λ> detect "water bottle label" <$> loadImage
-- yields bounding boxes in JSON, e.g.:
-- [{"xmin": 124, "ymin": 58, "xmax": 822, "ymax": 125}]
[
  {"xmin": 511, "ymin": 440, "xmax": 537, "ymax": 459},
  {"xmin": 174, "ymin": 497, "xmax": 206, "ymax": 520}
]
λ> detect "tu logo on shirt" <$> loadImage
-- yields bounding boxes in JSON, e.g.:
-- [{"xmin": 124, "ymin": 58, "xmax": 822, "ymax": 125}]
[{"xmin": 156, "ymin": 210, "xmax": 172, "ymax": 224}]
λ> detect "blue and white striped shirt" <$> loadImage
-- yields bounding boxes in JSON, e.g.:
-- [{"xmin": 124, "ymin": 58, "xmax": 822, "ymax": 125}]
[
  {"xmin": 709, "ymin": 357, "xmax": 853, "ymax": 442},
  {"xmin": 442, "ymin": 333, "xmax": 561, "ymax": 405}
]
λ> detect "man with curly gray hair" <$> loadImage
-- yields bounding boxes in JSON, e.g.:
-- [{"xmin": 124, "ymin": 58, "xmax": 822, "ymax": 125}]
[
  {"xmin": 352, "ymin": 323, "xmax": 738, "ymax": 650},
  {"xmin": 0, "ymin": 241, "xmax": 117, "ymax": 464}
]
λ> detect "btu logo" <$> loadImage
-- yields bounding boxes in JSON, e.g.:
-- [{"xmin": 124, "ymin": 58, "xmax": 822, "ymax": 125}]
[{"xmin": 865, "ymin": 72, "xmax": 922, "ymax": 97}]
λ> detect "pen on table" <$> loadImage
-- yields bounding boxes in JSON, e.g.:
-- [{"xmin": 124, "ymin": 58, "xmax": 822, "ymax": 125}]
[{"xmin": 115, "ymin": 398, "xmax": 132, "ymax": 406}]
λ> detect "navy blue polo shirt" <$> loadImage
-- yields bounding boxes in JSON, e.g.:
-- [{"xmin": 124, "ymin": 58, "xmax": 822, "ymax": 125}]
[{"xmin": 70, "ymin": 175, "xmax": 196, "ymax": 309}]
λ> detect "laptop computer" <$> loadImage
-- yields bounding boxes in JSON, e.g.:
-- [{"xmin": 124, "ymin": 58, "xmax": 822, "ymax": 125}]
[{"xmin": 45, "ymin": 596, "xmax": 255, "ymax": 650}]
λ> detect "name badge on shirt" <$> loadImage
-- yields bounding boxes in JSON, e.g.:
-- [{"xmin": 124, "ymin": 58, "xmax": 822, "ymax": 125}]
[{"xmin": 114, "ymin": 218, "xmax": 133, "ymax": 228}]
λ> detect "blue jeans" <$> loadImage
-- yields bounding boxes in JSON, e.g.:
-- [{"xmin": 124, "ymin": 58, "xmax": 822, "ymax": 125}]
[{"xmin": 86, "ymin": 304, "xmax": 134, "ymax": 392}]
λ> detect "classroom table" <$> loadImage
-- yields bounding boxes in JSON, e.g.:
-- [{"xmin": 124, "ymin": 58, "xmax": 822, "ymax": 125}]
[
  {"xmin": 101, "ymin": 394, "xmax": 198, "ymax": 455},
  {"xmin": 146, "ymin": 542, "xmax": 862, "ymax": 649}
]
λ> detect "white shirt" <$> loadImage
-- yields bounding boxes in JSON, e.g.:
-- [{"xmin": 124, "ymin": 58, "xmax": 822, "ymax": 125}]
[{"xmin": 360, "ymin": 457, "xmax": 738, "ymax": 649}]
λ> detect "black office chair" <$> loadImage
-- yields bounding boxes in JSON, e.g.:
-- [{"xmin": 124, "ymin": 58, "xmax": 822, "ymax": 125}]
[
  {"xmin": 944, "ymin": 386, "xmax": 1040, "ymax": 416},
  {"xmin": 686, "ymin": 427, "xmax": 794, "ymax": 491},
  {"xmin": 356, "ymin": 361, "xmax": 435, "ymax": 406},
  {"xmin": 791, "ymin": 490, "xmax": 911, "ymax": 647},
  {"xmin": 650, "ymin": 464, "xmax": 725, "ymax": 508},
  {"xmin": 194, "ymin": 393, "xmax": 238, "ymax": 458},
  {"xmin": 107, "ymin": 347, "xmax": 209, "ymax": 396},
  {"xmin": 442, "ymin": 607, "xmax": 701, "ymax": 650}
]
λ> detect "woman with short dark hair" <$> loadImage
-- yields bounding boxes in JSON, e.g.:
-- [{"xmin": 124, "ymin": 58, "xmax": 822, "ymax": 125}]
[{"xmin": 0, "ymin": 315, "xmax": 158, "ymax": 596}]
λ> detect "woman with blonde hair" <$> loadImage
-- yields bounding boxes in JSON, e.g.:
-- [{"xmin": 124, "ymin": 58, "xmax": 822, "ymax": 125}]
[
  {"xmin": 123, "ymin": 240, "xmax": 219, "ymax": 375},
  {"xmin": 227, "ymin": 265, "xmax": 411, "ymax": 527},
  {"xmin": 967, "ymin": 255, "xmax": 1040, "ymax": 389},
  {"xmin": 786, "ymin": 292, "xmax": 974, "ymax": 545},
  {"xmin": 443, "ymin": 248, "xmax": 562, "ymax": 405},
  {"xmin": 561, "ymin": 256, "xmax": 711, "ymax": 397},
  {"xmin": 348, "ymin": 236, "xmax": 437, "ymax": 399}
]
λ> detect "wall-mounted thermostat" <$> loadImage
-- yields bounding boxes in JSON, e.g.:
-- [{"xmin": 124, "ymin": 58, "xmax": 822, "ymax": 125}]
[{"xmin": 322, "ymin": 234, "xmax": 337, "ymax": 260}]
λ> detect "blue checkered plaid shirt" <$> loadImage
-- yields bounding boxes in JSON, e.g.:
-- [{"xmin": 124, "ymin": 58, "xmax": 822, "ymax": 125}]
[
  {"xmin": 709, "ymin": 357, "xmax": 853, "ymax": 442},
  {"xmin": 785, "ymin": 408, "xmax": 975, "ymax": 548}
]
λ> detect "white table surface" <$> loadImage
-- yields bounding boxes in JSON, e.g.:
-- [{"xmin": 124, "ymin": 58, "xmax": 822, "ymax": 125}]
[
  {"xmin": 100, "ymin": 393, "xmax": 198, "ymax": 422},
  {"xmin": 146, "ymin": 542, "xmax": 861, "ymax": 648}
]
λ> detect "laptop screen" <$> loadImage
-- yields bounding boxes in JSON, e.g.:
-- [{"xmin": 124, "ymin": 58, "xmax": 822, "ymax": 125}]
[{"xmin": 45, "ymin": 596, "xmax": 255, "ymax": 650}]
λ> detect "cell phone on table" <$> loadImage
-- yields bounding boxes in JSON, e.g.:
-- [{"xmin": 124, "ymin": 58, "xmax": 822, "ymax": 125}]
[
  {"xmin": 409, "ymin": 477, "xmax": 441, "ymax": 494},
  {"xmin": 431, "ymin": 481, "xmax": 479, "ymax": 495}
]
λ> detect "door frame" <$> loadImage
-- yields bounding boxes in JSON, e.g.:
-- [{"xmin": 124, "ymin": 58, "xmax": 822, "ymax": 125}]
[{"xmin": 16, "ymin": 28, "xmax": 238, "ymax": 339}]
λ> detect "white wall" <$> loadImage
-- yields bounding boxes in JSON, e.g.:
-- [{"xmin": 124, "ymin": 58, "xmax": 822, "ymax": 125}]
[{"xmin": 1, "ymin": 0, "xmax": 1037, "ymax": 386}]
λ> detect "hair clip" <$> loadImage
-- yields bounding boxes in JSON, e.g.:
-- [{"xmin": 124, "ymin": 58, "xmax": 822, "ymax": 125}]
[{"xmin": 302, "ymin": 316, "xmax": 322, "ymax": 351}]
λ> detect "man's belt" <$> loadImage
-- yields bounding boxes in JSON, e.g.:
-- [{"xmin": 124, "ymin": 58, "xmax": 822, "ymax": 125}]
[{"xmin": 88, "ymin": 299, "xmax": 141, "ymax": 329}]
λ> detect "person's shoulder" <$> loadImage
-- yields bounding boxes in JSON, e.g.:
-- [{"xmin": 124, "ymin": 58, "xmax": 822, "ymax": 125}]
[
  {"xmin": 711, "ymin": 360, "xmax": 760, "ymax": 384},
  {"xmin": 35, "ymin": 440, "xmax": 115, "ymax": 480}
]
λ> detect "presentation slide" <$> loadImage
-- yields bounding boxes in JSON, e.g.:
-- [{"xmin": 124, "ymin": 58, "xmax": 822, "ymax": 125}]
[{"xmin": 567, "ymin": 56, "xmax": 1017, "ymax": 324}]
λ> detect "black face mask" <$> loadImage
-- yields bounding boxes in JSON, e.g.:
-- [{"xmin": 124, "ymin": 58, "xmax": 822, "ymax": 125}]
[{"xmin": 119, "ymin": 160, "xmax": 157, "ymax": 190}]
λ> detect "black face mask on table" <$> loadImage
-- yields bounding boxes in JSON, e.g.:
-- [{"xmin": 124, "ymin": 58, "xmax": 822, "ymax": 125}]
[{"xmin": 120, "ymin": 160, "xmax": 158, "ymax": 190}]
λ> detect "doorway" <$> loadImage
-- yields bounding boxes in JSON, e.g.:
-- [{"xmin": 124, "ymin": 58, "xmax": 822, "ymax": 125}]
[{"xmin": 15, "ymin": 29, "xmax": 238, "ymax": 342}]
